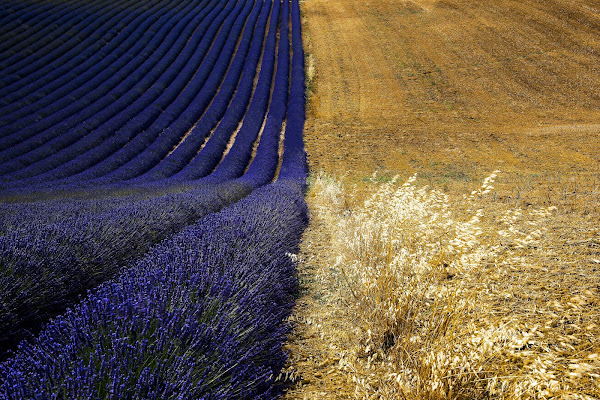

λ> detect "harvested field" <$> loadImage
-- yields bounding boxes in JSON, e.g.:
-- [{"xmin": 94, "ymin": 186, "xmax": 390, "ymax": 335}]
[
  {"xmin": 303, "ymin": 0, "xmax": 600, "ymax": 185},
  {"xmin": 284, "ymin": 0, "xmax": 600, "ymax": 398}
]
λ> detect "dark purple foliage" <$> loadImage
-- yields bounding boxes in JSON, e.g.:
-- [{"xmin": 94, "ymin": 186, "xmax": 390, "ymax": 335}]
[
  {"xmin": 0, "ymin": 0, "xmax": 308, "ymax": 397},
  {"xmin": 138, "ymin": 0, "xmax": 274, "ymax": 182},
  {"xmin": 0, "ymin": 0, "xmax": 136, "ymax": 89},
  {"xmin": 0, "ymin": 181, "xmax": 253, "ymax": 360},
  {"xmin": 1, "ymin": 178, "xmax": 307, "ymax": 399},
  {"xmin": 0, "ymin": 0, "xmax": 224, "ymax": 180},
  {"xmin": 0, "ymin": 0, "xmax": 184, "ymax": 127}
]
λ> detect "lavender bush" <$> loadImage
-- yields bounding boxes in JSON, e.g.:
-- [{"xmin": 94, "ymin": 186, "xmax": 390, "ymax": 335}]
[
  {"xmin": 1, "ymin": 178, "xmax": 307, "ymax": 399},
  {"xmin": 0, "ymin": 0, "xmax": 308, "ymax": 397}
]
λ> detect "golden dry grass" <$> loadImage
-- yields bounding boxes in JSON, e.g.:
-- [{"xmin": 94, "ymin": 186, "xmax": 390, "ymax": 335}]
[
  {"xmin": 282, "ymin": 173, "xmax": 600, "ymax": 399},
  {"xmin": 283, "ymin": 0, "xmax": 600, "ymax": 398}
]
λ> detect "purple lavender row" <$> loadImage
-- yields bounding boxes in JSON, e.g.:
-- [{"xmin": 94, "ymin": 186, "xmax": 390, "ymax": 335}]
[
  {"xmin": 136, "ymin": 0, "xmax": 275, "ymax": 181},
  {"xmin": 104, "ymin": 0, "xmax": 288, "ymax": 185},
  {"xmin": 0, "ymin": 2, "xmax": 230, "ymax": 187},
  {"xmin": 85, "ymin": 0, "xmax": 264, "ymax": 184},
  {"xmin": 0, "ymin": 0, "xmax": 277, "ymax": 196},
  {"xmin": 199, "ymin": 0, "xmax": 280, "ymax": 184},
  {"xmin": 0, "ymin": 0, "xmax": 280, "ymax": 189},
  {"xmin": 238, "ymin": 0, "xmax": 290, "ymax": 187},
  {"xmin": 0, "ymin": 0, "xmax": 216, "ymax": 165},
  {"xmin": 0, "ymin": 0, "xmax": 99, "ymax": 62},
  {"xmin": 0, "ymin": 0, "xmax": 79, "ymax": 49},
  {"xmin": 0, "ymin": 0, "xmax": 168, "ymax": 120},
  {"xmin": 0, "ymin": 0, "xmax": 241, "ymax": 187},
  {"xmin": 0, "ymin": 1, "xmax": 42, "ymax": 25},
  {"xmin": 0, "ymin": 0, "xmax": 140, "ymax": 102},
  {"xmin": 0, "ymin": 0, "xmax": 131, "ymax": 89},
  {"xmin": 0, "ymin": 177, "xmax": 308, "ymax": 399},
  {"xmin": 0, "ymin": 179, "xmax": 219, "ymax": 234},
  {"xmin": 0, "ymin": 167, "xmax": 194, "ymax": 204},
  {"xmin": 0, "ymin": 0, "xmax": 205, "ymax": 166},
  {"xmin": 0, "ymin": 180, "xmax": 255, "ymax": 361},
  {"xmin": 278, "ymin": 0, "xmax": 307, "ymax": 181},
  {"xmin": 0, "ymin": 188, "xmax": 177, "ymax": 232},
  {"xmin": 43, "ymin": 0, "xmax": 254, "ymax": 186}
]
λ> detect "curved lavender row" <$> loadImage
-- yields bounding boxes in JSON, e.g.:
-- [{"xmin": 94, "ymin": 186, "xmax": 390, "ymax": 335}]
[
  {"xmin": 0, "ymin": 0, "xmax": 34, "ymax": 14},
  {"xmin": 0, "ymin": 0, "xmax": 93, "ymax": 61},
  {"xmin": 1, "ymin": 0, "xmax": 238, "ymax": 185},
  {"xmin": 199, "ymin": 0, "xmax": 280, "ymax": 184},
  {"xmin": 0, "ymin": 1, "xmax": 40, "ymax": 24},
  {"xmin": 0, "ymin": 195, "xmax": 149, "ymax": 234},
  {"xmin": 0, "ymin": 178, "xmax": 307, "ymax": 399},
  {"xmin": 0, "ymin": 0, "xmax": 77, "ymax": 53},
  {"xmin": 0, "ymin": 0, "xmax": 204, "ymax": 163},
  {"xmin": 239, "ymin": 0, "xmax": 290, "ymax": 188},
  {"xmin": 0, "ymin": 171, "xmax": 198, "ymax": 204},
  {"xmin": 54, "ymin": 0, "xmax": 252, "ymax": 186},
  {"xmin": 0, "ymin": 0, "xmax": 229, "ymax": 183},
  {"xmin": 0, "ymin": 0, "xmax": 50, "ymax": 15},
  {"xmin": 278, "ymin": 0, "xmax": 308, "ymax": 182},
  {"xmin": 43, "ymin": 0, "xmax": 252, "ymax": 186},
  {"xmin": 0, "ymin": 0, "xmax": 168, "ymax": 121},
  {"xmin": 0, "ymin": 181, "xmax": 203, "ymax": 233},
  {"xmin": 93, "ymin": 0, "xmax": 264, "ymax": 183},
  {"xmin": 0, "ymin": 0, "xmax": 104, "ymax": 67},
  {"xmin": 0, "ymin": 0, "xmax": 131, "ymax": 88},
  {"xmin": 135, "ymin": 0, "xmax": 273, "ymax": 182},
  {"xmin": 0, "ymin": 0, "xmax": 182, "ymax": 156},
  {"xmin": 0, "ymin": 0, "xmax": 277, "ymax": 200},
  {"xmin": 0, "ymin": 180, "xmax": 254, "ymax": 361},
  {"xmin": 199, "ymin": 0, "xmax": 289, "ymax": 189},
  {"xmin": 172, "ymin": 0, "xmax": 280, "ymax": 182},
  {"xmin": 0, "ymin": 0, "xmax": 79, "ymax": 40}
]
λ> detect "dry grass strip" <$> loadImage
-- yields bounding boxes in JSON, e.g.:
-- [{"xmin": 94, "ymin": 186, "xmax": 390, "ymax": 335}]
[{"xmin": 282, "ymin": 172, "xmax": 600, "ymax": 399}]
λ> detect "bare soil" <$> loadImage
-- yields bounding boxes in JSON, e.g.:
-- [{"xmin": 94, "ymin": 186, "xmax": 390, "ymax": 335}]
[{"xmin": 303, "ymin": 0, "xmax": 600, "ymax": 188}]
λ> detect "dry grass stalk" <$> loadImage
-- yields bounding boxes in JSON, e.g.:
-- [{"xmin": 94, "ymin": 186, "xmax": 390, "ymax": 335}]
[{"xmin": 283, "ymin": 172, "xmax": 600, "ymax": 400}]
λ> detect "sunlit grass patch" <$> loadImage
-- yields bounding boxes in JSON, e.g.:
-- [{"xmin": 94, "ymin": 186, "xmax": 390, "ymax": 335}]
[{"xmin": 284, "ymin": 172, "xmax": 600, "ymax": 399}]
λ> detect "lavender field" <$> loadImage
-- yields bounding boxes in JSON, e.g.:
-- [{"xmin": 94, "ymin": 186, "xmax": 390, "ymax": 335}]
[{"xmin": 0, "ymin": 0, "xmax": 307, "ymax": 397}]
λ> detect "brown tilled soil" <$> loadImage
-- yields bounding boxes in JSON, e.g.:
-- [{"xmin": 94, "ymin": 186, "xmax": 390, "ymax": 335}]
[
  {"xmin": 284, "ymin": 0, "xmax": 600, "ymax": 398},
  {"xmin": 303, "ymin": 0, "xmax": 600, "ymax": 186}
]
